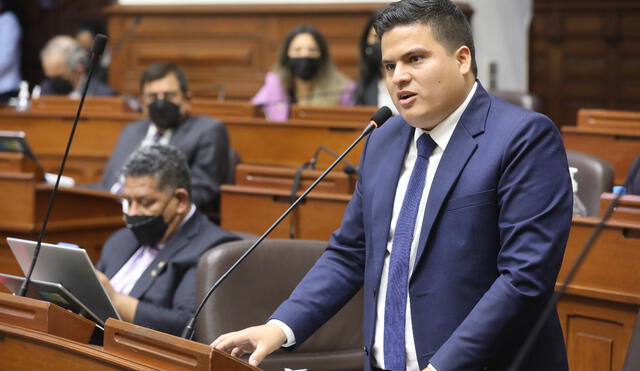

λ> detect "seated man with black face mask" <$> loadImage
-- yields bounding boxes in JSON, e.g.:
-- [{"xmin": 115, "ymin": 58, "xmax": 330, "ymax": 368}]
[
  {"xmin": 39, "ymin": 35, "xmax": 117, "ymax": 97},
  {"xmin": 96, "ymin": 144, "xmax": 239, "ymax": 336},
  {"xmin": 97, "ymin": 62, "xmax": 230, "ymax": 219}
]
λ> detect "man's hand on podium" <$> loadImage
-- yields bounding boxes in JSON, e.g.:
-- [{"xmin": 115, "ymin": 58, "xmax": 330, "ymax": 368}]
[
  {"xmin": 211, "ymin": 323, "xmax": 286, "ymax": 367},
  {"xmin": 96, "ymin": 271, "xmax": 139, "ymax": 323}
]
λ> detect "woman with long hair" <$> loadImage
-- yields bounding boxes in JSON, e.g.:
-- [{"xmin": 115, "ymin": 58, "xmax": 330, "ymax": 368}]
[
  {"xmin": 252, "ymin": 24, "xmax": 355, "ymax": 121},
  {"xmin": 353, "ymin": 12, "xmax": 397, "ymax": 114}
]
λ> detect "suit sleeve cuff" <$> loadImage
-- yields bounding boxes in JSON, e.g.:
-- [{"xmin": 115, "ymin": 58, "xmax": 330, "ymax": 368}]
[{"xmin": 267, "ymin": 319, "xmax": 296, "ymax": 348}]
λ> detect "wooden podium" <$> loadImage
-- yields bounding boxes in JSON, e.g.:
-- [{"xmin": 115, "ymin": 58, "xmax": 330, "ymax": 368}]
[
  {"xmin": 0, "ymin": 293, "xmax": 258, "ymax": 370},
  {"xmin": 0, "ymin": 153, "xmax": 124, "ymax": 278}
]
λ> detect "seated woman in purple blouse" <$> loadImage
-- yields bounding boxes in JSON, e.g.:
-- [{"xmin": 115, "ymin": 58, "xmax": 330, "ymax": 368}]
[{"xmin": 251, "ymin": 24, "xmax": 356, "ymax": 121}]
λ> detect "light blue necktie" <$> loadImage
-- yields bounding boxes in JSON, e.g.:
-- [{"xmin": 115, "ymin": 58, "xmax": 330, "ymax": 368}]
[{"xmin": 384, "ymin": 133, "xmax": 437, "ymax": 370}]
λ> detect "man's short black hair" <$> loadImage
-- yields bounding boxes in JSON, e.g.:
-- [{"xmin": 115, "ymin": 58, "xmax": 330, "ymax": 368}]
[
  {"xmin": 122, "ymin": 144, "xmax": 191, "ymax": 196},
  {"xmin": 374, "ymin": 0, "xmax": 477, "ymax": 77},
  {"xmin": 139, "ymin": 62, "xmax": 189, "ymax": 94}
]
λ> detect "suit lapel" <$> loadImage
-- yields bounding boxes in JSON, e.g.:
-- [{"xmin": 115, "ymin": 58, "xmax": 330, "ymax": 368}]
[
  {"xmin": 128, "ymin": 213, "xmax": 200, "ymax": 299},
  {"xmin": 412, "ymin": 84, "xmax": 491, "ymax": 271},
  {"xmin": 370, "ymin": 123, "xmax": 414, "ymax": 282}
]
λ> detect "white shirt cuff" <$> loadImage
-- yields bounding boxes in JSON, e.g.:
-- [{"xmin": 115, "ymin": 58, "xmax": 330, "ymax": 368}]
[
  {"xmin": 427, "ymin": 363, "xmax": 438, "ymax": 371},
  {"xmin": 267, "ymin": 319, "xmax": 296, "ymax": 348}
]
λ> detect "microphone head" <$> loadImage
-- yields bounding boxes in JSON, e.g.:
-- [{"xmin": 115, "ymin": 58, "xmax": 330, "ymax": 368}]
[
  {"xmin": 91, "ymin": 34, "xmax": 108, "ymax": 56},
  {"xmin": 343, "ymin": 164, "xmax": 359, "ymax": 175},
  {"xmin": 370, "ymin": 106, "xmax": 393, "ymax": 127}
]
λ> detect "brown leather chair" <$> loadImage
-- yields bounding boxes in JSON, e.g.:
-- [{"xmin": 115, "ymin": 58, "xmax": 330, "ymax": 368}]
[
  {"xmin": 567, "ymin": 150, "xmax": 614, "ymax": 216},
  {"xmin": 195, "ymin": 239, "xmax": 364, "ymax": 371},
  {"xmin": 490, "ymin": 90, "xmax": 543, "ymax": 112}
]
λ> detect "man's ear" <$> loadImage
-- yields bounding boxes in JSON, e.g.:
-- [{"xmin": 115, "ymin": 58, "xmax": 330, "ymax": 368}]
[
  {"xmin": 139, "ymin": 95, "xmax": 149, "ymax": 115},
  {"xmin": 455, "ymin": 45, "xmax": 472, "ymax": 76},
  {"xmin": 181, "ymin": 91, "xmax": 192, "ymax": 114},
  {"xmin": 175, "ymin": 188, "xmax": 190, "ymax": 214}
]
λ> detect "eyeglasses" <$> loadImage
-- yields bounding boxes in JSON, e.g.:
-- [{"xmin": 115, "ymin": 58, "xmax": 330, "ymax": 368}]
[{"xmin": 142, "ymin": 90, "xmax": 182, "ymax": 104}]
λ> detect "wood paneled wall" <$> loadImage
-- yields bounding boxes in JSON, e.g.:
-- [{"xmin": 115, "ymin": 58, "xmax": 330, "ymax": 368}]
[
  {"xmin": 105, "ymin": 3, "xmax": 384, "ymax": 100},
  {"xmin": 530, "ymin": 0, "xmax": 640, "ymax": 126},
  {"xmin": 105, "ymin": 3, "xmax": 472, "ymax": 100}
]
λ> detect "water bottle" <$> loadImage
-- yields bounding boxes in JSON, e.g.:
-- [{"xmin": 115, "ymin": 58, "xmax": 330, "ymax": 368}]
[
  {"xmin": 16, "ymin": 80, "xmax": 30, "ymax": 112},
  {"xmin": 569, "ymin": 167, "xmax": 588, "ymax": 216}
]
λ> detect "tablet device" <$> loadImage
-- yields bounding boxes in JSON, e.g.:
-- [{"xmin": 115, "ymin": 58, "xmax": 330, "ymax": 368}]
[
  {"xmin": 6, "ymin": 237, "xmax": 120, "ymax": 326},
  {"xmin": 0, "ymin": 130, "xmax": 40, "ymax": 167},
  {"xmin": 0, "ymin": 273, "xmax": 103, "ymax": 327}
]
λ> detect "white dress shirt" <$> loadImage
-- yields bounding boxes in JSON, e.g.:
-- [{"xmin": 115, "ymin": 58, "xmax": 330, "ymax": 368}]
[{"xmin": 273, "ymin": 83, "xmax": 478, "ymax": 371}]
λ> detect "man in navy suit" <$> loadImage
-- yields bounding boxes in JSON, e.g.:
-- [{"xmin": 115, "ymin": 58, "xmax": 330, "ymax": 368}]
[
  {"xmin": 97, "ymin": 62, "xmax": 230, "ymax": 219},
  {"xmin": 213, "ymin": 1, "xmax": 572, "ymax": 370},
  {"xmin": 96, "ymin": 145, "xmax": 238, "ymax": 336}
]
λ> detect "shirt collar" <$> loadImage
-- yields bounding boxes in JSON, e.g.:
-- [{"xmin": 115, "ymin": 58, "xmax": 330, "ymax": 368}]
[{"xmin": 414, "ymin": 81, "xmax": 478, "ymax": 152}]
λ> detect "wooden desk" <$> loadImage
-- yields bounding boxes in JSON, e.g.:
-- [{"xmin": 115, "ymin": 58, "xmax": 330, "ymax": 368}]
[
  {"xmin": 0, "ymin": 101, "xmax": 367, "ymax": 184},
  {"xmin": 0, "ymin": 293, "xmax": 257, "ymax": 370},
  {"xmin": 562, "ymin": 109, "xmax": 640, "ymax": 185},
  {"xmin": 0, "ymin": 171, "xmax": 123, "ymax": 279},
  {"xmin": 0, "ymin": 107, "xmax": 139, "ymax": 183},
  {"xmin": 220, "ymin": 184, "xmax": 350, "ymax": 240},
  {"xmin": 221, "ymin": 163, "xmax": 354, "ymax": 240},
  {"xmin": 557, "ymin": 194, "xmax": 640, "ymax": 371}
]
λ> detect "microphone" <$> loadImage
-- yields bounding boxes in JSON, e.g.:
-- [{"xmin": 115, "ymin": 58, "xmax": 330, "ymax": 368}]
[
  {"xmin": 307, "ymin": 145, "xmax": 358, "ymax": 175},
  {"xmin": 18, "ymin": 34, "xmax": 108, "ymax": 297},
  {"xmin": 91, "ymin": 33, "xmax": 108, "ymax": 56},
  {"xmin": 180, "ymin": 106, "xmax": 393, "ymax": 340},
  {"xmin": 507, "ymin": 156, "xmax": 640, "ymax": 370}
]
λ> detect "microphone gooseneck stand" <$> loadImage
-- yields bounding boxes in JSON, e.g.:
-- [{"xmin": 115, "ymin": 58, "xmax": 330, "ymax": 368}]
[
  {"xmin": 18, "ymin": 34, "xmax": 108, "ymax": 297},
  {"xmin": 181, "ymin": 106, "xmax": 393, "ymax": 340}
]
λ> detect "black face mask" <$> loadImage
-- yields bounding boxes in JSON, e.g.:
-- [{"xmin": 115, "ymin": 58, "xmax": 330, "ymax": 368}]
[
  {"xmin": 48, "ymin": 77, "xmax": 74, "ymax": 95},
  {"xmin": 148, "ymin": 99, "xmax": 182, "ymax": 130},
  {"xmin": 364, "ymin": 42, "xmax": 382, "ymax": 69},
  {"xmin": 287, "ymin": 57, "xmax": 321, "ymax": 81},
  {"xmin": 124, "ymin": 197, "xmax": 173, "ymax": 247},
  {"xmin": 125, "ymin": 214, "xmax": 168, "ymax": 247}
]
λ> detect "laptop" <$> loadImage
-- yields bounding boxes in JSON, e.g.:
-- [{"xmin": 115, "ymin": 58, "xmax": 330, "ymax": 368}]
[{"xmin": 5, "ymin": 237, "xmax": 121, "ymax": 326}]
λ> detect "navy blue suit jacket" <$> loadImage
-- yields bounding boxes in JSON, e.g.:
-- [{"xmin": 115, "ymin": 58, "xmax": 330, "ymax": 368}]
[
  {"xmin": 97, "ymin": 115, "xmax": 230, "ymax": 216},
  {"xmin": 96, "ymin": 210, "xmax": 239, "ymax": 336},
  {"xmin": 271, "ymin": 83, "xmax": 572, "ymax": 370}
]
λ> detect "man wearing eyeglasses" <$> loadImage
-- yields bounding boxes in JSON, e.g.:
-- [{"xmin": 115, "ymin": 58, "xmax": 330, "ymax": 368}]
[{"xmin": 97, "ymin": 62, "xmax": 230, "ymax": 220}]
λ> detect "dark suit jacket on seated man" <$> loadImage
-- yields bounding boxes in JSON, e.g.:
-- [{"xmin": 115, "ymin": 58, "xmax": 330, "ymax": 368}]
[
  {"xmin": 96, "ymin": 145, "xmax": 239, "ymax": 336},
  {"xmin": 97, "ymin": 62, "xmax": 230, "ymax": 218},
  {"xmin": 212, "ymin": 1, "xmax": 572, "ymax": 370}
]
